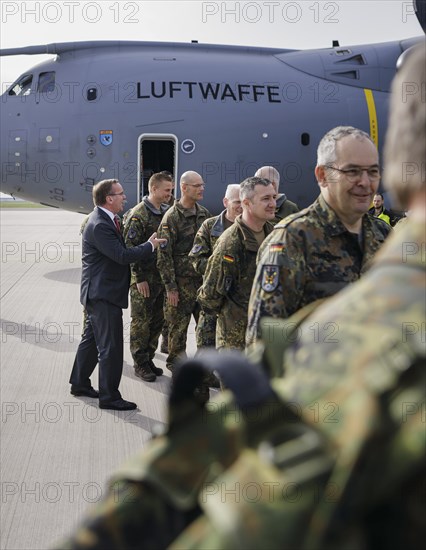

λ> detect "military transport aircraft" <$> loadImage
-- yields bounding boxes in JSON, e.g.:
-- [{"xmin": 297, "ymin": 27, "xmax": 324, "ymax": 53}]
[{"xmin": 1, "ymin": 2, "xmax": 425, "ymax": 214}]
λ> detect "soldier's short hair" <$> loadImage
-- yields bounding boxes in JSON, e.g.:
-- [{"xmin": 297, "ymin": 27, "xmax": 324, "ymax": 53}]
[
  {"xmin": 224, "ymin": 184, "xmax": 240, "ymax": 199},
  {"xmin": 240, "ymin": 177, "xmax": 272, "ymax": 201},
  {"xmin": 384, "ymin": 45, "xmax": 426, "ymax": 209},
  {"xmin": 148, "ymin": 171, "xmax": 173, "ymax": 191},
  {"xmin": 317, "ymin": 126, "xmax": 374, "ymax": 167},
  {"xmin": 92, "ymin": 179, "xmax": 119, "ymax": 206}
]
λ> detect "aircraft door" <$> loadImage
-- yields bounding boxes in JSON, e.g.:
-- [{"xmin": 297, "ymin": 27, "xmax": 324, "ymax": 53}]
[{"xmin": 138, "ymin": 134, "xmax": 177, "ymax": 200}]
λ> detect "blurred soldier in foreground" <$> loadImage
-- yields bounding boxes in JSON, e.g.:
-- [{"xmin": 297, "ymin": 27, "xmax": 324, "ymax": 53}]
[
  {"xmin": 123, "ymin": 172, "xmax": 173, "ymax": 382},
  {"xmin": 56, "ymin": 47, "xmax": 425, "ymax": 550},
  {"xmin": 246, "ymin": 125, "xmax": 392, "ymax": 348},
  {"xmin": 198, "ymin": 177, "xmax": 275, "ymax": 350},
  {"xmin": 189, "ymin": 183, "xmax": 242, "ymax": 349},
  {"xmin": 255, "ymin": 165, "xmax": 299, "ymax": 224},
  {"xmin": 157, "ymin": 171, "xmax": 211, "ymax": 371}
]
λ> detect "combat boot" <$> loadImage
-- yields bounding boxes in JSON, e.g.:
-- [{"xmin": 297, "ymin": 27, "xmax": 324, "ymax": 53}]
[
  {"xmin": 148, "ymin": 359, "xmax": 163, "ymax": 376},
  {"xmin": 135, "ymin": 364, "xmax": 156, "ymax": 382}
]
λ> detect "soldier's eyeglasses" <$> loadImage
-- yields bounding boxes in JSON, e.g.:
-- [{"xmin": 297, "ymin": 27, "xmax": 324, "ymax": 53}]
[
  {"xmin": 186, "ymin": 183, "xmax": 205, "ymax": 188},
  {"xmin": 324, "ymin": 165, "xmax": 381, "ymax": 182},
  {"xmin": 107, "ymin": 192, "xmax": 125, "ymax": 196}
]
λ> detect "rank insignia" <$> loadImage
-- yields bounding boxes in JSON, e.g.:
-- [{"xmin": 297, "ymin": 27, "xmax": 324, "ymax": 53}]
[
  {"xmin": 223, "ymin": 254, "xmax": 234, "ymax": 263},
  {"xmin": 191, "ymin": 244, "xmax": 202, "ymax": 254},
  {"xmin": 270, "ymin": 243, "xmax": 284, "ymax": 254},
  {"xmin": 261, "ymin": 265, "xmax": 279, "ymax": 292}
]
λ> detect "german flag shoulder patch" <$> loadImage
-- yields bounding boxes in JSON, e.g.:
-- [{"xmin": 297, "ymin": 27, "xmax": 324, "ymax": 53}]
[{"xmin": 270, "ymin": 243, "xmax": 284, "ymax": 254}]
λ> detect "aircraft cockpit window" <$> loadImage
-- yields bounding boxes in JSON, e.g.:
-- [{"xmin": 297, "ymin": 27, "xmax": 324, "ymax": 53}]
[
  {"xmin": 38, "ymin": 72, "xmax": 56, "ymax": 93},
  {"xmin": 8, "ymin": 74, "xmax": 33, "ymax": 96}
]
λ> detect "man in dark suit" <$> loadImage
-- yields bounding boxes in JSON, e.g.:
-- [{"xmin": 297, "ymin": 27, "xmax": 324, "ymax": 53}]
[{"xmin": 70, "ymin": 179, "xmax": 165, "ymax": 411}]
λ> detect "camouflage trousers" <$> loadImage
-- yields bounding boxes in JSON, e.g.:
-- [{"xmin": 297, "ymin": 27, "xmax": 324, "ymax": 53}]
[
  {"xmin": 195, "ymin": 309, "xmax": 217, "ymax": 349},
  {"xmin": 164, "ymin": 278, "xmax": 201, "ymax": 370},
  {"xmin": 130, "ymin": 283, "xmax": 165, "ymax": 367}
]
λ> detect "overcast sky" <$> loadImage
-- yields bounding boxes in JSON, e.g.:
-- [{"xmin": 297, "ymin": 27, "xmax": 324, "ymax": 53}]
[{"xmin": 0, "ymin": 0, "xmax": 423, "ymax": 88}]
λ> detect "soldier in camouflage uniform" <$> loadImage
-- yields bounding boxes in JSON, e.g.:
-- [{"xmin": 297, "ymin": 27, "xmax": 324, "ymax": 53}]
[
  {"xmin": 55, "ymin": 47, "xmax": 425, "ymax": 550},
  {"xmin": 255, "ymin": 165, "xmax": 299, "ymax": 224},
  {"xmin": 123, "ymin": 172, "xmax": 173, "ymax": 382},
  {"xmin": 198, "ymin": 177, "xmax": 275, "ymax": 350},
  {"xmin": 189, "ymin": 184, "xmax": 242, "ymax": 349},
  {"xmin": 246, "ymin": 126, "xmax": 392, "ymax": 348},
  {"xmin": 156, "ymin": 171, "xmax": 211, "ymax": 371}
]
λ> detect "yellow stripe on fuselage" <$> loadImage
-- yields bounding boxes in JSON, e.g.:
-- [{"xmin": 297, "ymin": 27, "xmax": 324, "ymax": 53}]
[{"xmin": 364, "ymin": 89, "xmax": 378, "ymax": 146}]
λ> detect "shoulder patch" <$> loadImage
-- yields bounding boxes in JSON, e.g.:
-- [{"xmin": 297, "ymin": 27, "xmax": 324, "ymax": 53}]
[
  {"xmin": 261, "ymin": 265, "xmax": 279, "ymax": 292},
  {"xmin": 223, "ymin": 254, "xmax": 234, "ymax": 263},
  {"xmin": 269, "ymin": 243, "xmax": 284, "ymax": 254},
  {"xmin": 190, "ymin": 244, "xmax": 203, "ymax": 255},
  {"xmin": 127, "ymin": 228, "xmax": 137, "ymax": 240}
]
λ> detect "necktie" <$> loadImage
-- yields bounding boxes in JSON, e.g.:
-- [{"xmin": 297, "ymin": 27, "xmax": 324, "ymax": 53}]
[{"xmin": 114, "ymin": 216, "xmax": 121, "ymax": 233}]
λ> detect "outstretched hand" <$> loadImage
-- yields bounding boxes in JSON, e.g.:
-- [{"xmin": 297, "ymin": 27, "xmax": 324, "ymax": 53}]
[{"xmin": 148, "ymin": 232, "xmax": 167, "ymax": 249}]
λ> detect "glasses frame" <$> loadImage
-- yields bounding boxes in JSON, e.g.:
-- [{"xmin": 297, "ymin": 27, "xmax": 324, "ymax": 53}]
[
  {"xmin": 324, "ymin": 165, "xmax": 381, "ymax": 182},
  {"xmin": 107, "ymin": 192, "xmax": 125, "ymax": 196},
  {"xmin": 185, "ymin": 183, "xmax": 205, "ymax": 189}
]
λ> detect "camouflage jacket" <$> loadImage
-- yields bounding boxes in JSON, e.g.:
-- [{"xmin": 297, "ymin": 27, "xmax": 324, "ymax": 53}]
[
  {"xmin": 272, "ymin": 193, "xmax": 299, "ymax": 225},
  {"xmin": 246, "ymin": 194, "xmax": 392, "ymax": 346},
  {"xmin": 188, "ymin": 210, "xmax": 233, "ymax": 276},
  {"xmin": 198, "ymin": 215, "xmax": 274, "ymax": 350},
  {"xmin": 157, "ymin": 200, "xmax": 211, "ymax": 291},
  {"xmin": 123, "ymin": 197, "xmax": 169, "ymax": 286}
]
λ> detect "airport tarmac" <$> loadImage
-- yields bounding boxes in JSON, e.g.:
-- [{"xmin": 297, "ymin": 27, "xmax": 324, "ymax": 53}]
[{"xmin": 0, "ymin": 208, "xmax": 197, "ymax": 549}]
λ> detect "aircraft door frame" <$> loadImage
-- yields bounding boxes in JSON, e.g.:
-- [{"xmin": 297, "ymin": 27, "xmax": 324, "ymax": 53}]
[{"xmin": 138, "ymin": 133, "xmax": 178, "ymax": 202}]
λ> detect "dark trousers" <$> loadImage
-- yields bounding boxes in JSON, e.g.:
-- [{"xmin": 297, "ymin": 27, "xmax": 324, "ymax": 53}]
[{"xmin": 70, "ymin": 299, "xmax": 123, "ymax": 404}]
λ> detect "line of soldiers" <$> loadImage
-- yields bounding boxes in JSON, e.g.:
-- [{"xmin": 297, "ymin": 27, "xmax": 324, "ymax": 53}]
[
  {"xmin": 122, "ymin": 166, "xmax": 302, "ymax": 383},
  {"xmin": 59, "ymin": 44, "xmax": 425, "ymax": 550}
]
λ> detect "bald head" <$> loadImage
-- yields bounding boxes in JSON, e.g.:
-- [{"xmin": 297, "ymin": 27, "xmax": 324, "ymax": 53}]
[
  {"xmin": 180, "ymin": 170, "xmax": 205, "ymax": 205},
  {"xmin": 180, "ymin": 171, "xmax": 203, "ymax": 186},
  {"xmin": 255, "ymin": 166, "xmax": 280, "ymax": 193}
]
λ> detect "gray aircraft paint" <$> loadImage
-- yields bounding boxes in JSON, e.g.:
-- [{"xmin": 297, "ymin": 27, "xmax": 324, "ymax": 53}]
[{"xmin": 0, "ymin": 31, "xmax": 424, "ymax": 214}]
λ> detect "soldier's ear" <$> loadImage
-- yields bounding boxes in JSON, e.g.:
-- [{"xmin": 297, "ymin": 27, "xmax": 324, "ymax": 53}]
[{"xmin": 315, "ymin": 165, "xmax": 327, "ymax": 188}]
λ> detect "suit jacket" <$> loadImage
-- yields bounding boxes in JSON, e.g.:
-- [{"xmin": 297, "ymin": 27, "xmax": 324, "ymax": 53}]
[{"xmin": 80, "ymin": 207, "xmax": 153, "ymax": 309}]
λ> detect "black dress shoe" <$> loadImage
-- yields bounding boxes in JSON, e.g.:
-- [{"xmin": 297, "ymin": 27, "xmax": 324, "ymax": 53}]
[
  {"xmin": 99, "ymin": 399, "xmax": 137, "ymax": 411},
  {"xmin": 135, "ymin": 364, "xmax": 156, "ymax": 382},
  {"xmin": 70, "ymin": 386, "xmax": 99, "ymax": 398},
  {"xmin": 149, "ymin": 360, "xmax": 163, "ymax": 376}
]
